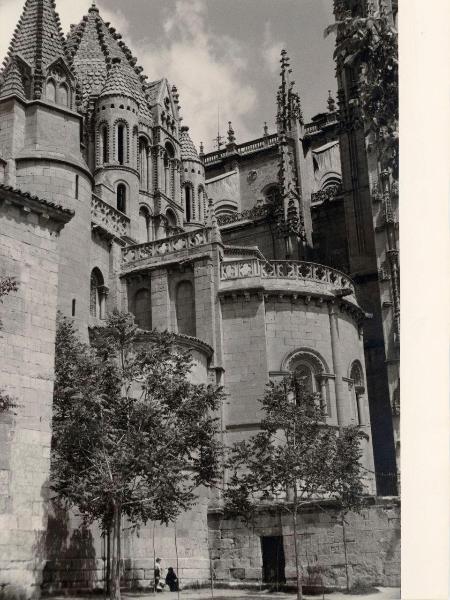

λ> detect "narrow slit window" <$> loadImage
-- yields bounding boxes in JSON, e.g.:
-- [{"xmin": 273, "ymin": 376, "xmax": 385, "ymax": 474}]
[{"xmin": 118, "ymin": 124, "xmax": 125, "ymax": 164}]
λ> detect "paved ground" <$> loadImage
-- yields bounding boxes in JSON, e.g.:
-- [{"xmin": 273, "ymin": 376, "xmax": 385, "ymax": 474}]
[{"xmin": 51, "ymin": 588, "xmax": 400, "ymax": 600}]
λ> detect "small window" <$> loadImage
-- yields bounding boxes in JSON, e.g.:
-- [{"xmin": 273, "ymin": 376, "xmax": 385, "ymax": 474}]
[
  {"xmin": 90, "ymin": 268, "xmax": 106, "ymax": 320},
  {"xmin": 101, "ymin": 126, "xmax": 108, "ymax": 163},
  {"xmin": 72, "ymin": 299, "xmax": 76, "ymax": 317},
  {"xmin": 185, "ymin": 186, "xmax": 192, "ymax": 222},
  {"xmin": 117, "ymin": 184, "xmax": 126, "ymax": 213},
  {"xmin": 117, "ymin": 124, "xmax": 125, "ymax": 164},
  {"xmin": 75, "ymin": 175, "xmax": 79, "ymax": 199},
  {"xmin": 166, "ymin": 209, "xmax": 177, "ymax": 228}
]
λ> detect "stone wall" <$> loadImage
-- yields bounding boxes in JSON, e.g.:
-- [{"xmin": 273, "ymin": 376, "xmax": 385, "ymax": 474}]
[
  {"xmin": 42, "ymin": 493, "xmax": 212, "ymax": 593},
  {"xmin": 0, "ymin": 189, "xmax": 71, "ymax": 599},
  {"xmin": 208, "ymin": 500, "xmax": 400, "ymax": 590}
]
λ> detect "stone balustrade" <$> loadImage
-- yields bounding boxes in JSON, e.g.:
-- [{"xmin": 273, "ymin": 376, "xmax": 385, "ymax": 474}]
[
  {"xmin": 122, "ymin": 227, "xmax": 213, "ymax": 265},
  {"xmin": 221, "ymin": 258, "xmax": 355, "ymax": 295},
  {"xmin": 203, "ymin": 134, "xmax": 279, "ymax": 165},
  {"xmin": 91, "ymin": 194, "xmax": 129, "ymax": 239}
]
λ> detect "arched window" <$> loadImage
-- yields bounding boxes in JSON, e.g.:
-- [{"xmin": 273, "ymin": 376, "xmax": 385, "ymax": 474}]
[
  {"xmin": 184, "ymin": 185, "xmax": 192, "ymax": 222},
  {"xmin": 294, "ymin": 362, "xmax": 317, "ymax": 395},
  {"xmin": 286, "ymin": 350, "xmax": 329, "ymax": 415},
  {"xmin": 133, "ymin": 288, "xmax": 152, "ymax": 330},
  {"xmin": 198, "ymin": 186, "xmax": 206, "ymax": 222},
  {"xmin": 90, "ymin": 268, "xmax": 107, "ymax": 319},
  {"xmin": 138, "ymin": 206, "xmax": 152, "ymax": 243},
  {"xmin": 166, "ymin": 209, "xmax": 177, "ymax": 228},
  {"xmin": 175, "ymin": 280, "xmax": 196, "ymax": 337},
  {"xmin": 46, "ymin": 79, "xmax": 56, "ymax": 103},
  {"xmin": 117, "ymin": 183, "xmax": 127, "ymax": 213},
  {"xmin": 101, "ymin": 125, "xmax": 109, "ymax": 163},
  {"xmin": 164, "ymin": 143, "xmax": 175, "ymax": 198},
  {"xmin": 139, "ymin": 137, "xmax": 150, "ymax": 190},
  {"xmin": 116, "ymin": 122, "xmax": 128, "ymax": 165},
  {"xmin": 350, "ymin": 361, "xmax": 365, "ymax": 425},
  {"xmin": 58, "ymin": 83, "xmax": 69, "ymax": 106}
]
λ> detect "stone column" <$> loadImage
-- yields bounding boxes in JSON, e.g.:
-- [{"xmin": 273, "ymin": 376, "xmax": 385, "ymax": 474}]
[
  {"xmin": 150, "ymin": 268, "xmax": 171, "ymax": 331},
  {"xmin": 328, "ymin": 301, "xmax": 347, "ymax": 428}
]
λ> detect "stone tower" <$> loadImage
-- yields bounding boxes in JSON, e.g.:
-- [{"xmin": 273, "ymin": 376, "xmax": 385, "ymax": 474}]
[
  {"xmin": 0, "ymin": 0, "xmax": 92, "ymax": 330},
  {"xmin": 333, "ymin": 0, "xmax": 399, "ymax": 492},
  {"xmin": 180, "ymin": 125, "xmax": 207, "ymax": 228}
]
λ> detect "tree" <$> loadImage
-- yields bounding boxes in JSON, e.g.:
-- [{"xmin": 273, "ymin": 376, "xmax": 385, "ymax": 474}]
[
  {"xmin": 325, "ymin": 5, "xmax": 398, "ymax": 178},
  {"xmin": 0, "ymin": 276, "xmax": 18, "ymax": 414},
  {"xmin": 51, "ymin": 311, "xmax": 224, "ymax": 600},
  {"xmin": 224, "ymin": 375, "xmax": 368, "ymax": 600}
]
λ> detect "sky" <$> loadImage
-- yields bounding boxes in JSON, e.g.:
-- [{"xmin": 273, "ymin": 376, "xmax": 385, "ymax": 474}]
[{"xmin": 0, "ymin": 0, "xmax": 337, "ymax": 152}]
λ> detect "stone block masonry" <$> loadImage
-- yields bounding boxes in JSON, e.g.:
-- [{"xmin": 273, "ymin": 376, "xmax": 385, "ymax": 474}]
[
  {"xmin": 208, "ymin": 500, "xmax": 400, "ymax": 590},
  {"xmin": 0, "ymin": 187, "xmax": 72, "ymax": 599}
]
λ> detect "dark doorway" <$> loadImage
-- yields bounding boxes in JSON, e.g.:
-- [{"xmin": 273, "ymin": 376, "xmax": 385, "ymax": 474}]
[{"xmin": 261, "ymin": 536, "xmax": 286, "ymax": 585}]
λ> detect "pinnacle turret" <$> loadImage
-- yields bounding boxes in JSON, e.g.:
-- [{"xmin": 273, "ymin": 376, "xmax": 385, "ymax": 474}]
[
  {"xmin": 276, "ymin": 49, "xmax": 303, "ymax": 133},
  {"xmin": 66, "ymin": 2, "xmax": 153, "ymax": 121},
  {"xmin": 0, "ymin": 0, "xmax": 73, "ymax": 100}
]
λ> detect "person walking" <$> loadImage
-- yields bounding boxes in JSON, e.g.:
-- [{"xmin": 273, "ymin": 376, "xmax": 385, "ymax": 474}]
[{"xmin": 154, "ymin": 557, "xmax": 164, "ymax": 592}]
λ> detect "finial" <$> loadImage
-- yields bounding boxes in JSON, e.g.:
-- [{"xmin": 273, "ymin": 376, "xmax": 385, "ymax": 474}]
[
  {"xmin": 263, "ymin": 122, "xmax": 268, "ymax": 137},
  {"xmin": 89, "ymin": 0, "xmax": 99, "ymax": 12},
  {"xmin": 199, "ymin": 141, "xmax": 204, "ymax": 157},
  {"xmin": 327, "ymin": 90, "xmax": 336, "ymax": 112},
  {"xmin": 227, "ymin": 121, "xmax": 236, "ymax": 145}
]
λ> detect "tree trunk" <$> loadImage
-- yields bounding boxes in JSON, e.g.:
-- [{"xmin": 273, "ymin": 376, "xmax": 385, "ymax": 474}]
[
  {"xmin": 110, "ymin": 504, "xmax": 122, "ymax": 600},
  {"xmin": 292, "ymin": 496, "xmax": 303, "ymax": 600}
]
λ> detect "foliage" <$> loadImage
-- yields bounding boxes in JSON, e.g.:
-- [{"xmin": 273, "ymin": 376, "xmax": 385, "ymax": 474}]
[
  {"xmin": 224, "ymin": 375, "xmax": 368, "ymax": 599},
  {"xmin": 325, "ymin": 7, "xmax": 398, "ymax": 177},
  {"xmin": 0, "ymin": 276, "xmax": 18, "ymax": 414},
  {"xmin": 52, "ymin": 311, "xmax": 224, "ymax": 599}
]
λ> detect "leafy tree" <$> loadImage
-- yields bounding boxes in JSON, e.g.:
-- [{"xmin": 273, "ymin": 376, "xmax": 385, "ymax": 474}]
[
  {"xmin": 0, "ymin": 276, "xmax": 18, "ymax": 414},
  {"xmin": 325, "ymin": 5, "xmax": 398, "ymax": 178},
  {"xmin": 52, "ymin": 311, "xmax": 224, "ymax": 600},
  {"xmin": 224, "ymin": 375, "xmax": 368, "ymax": 600}
]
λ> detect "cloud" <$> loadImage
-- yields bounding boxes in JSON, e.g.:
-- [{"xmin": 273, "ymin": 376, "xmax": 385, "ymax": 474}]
[
  {"xmin": 133, "ymin": 0, "xmax": 258, "ymax": 152},
  {"xmin": 262, "ymin": 22, "xmax": 286, "ymax": 75},
  {"xmin": 0, "ymin": 0, "xmax": 258, "ymax": 152}
]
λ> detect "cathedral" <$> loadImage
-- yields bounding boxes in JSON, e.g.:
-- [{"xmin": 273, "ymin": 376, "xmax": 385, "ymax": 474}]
[{"xmin": 0, "ymin": 0, "xmax": 399, "ymax": 596}]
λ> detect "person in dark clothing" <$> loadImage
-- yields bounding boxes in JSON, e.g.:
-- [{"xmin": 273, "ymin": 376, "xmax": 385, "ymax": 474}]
[{"xmin": 165, "ymin": 567, "xmax": 179, "ymax": 592}]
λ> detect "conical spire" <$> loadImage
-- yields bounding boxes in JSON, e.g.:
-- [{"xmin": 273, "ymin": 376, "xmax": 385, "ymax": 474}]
[
  {"xmin": 66, "ymin": 3, "xmax": 152, "ymax": 120},
  {"xmin": 1, "ymin": 0, "xmax": 71, "ymax": 100},
  {"xmin": 180, "ymin": 125, "xmax": 200, "ymax": 162}
]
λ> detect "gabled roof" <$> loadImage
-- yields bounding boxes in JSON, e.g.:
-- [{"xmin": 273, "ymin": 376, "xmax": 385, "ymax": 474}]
[
  {"xmin": 0, "ymin": 0, "xmax": 72, "ymax": 100},
  {"xmin": 180, "ymin": 126, "xmax": 200, "ymax": 162},
  {"xmin": 67, "ymin": 4, "xmax": 152, "ymax": 121}
]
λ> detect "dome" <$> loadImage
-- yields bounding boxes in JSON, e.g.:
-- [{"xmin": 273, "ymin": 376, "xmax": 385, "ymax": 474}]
[{"xmin": 180, "ymin": 126, "xmax": 201, "ymax": 163}]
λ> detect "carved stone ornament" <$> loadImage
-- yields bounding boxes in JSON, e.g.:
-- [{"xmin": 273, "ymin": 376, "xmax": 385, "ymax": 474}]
[{"xmin": 247, "ymin": 170, "xmax": 258, "ymax": 184}]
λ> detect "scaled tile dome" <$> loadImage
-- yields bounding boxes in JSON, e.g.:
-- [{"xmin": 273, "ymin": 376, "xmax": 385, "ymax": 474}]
[{"xmin": 180, "ymin": 126, "xmax": 201, "ymax": 163}]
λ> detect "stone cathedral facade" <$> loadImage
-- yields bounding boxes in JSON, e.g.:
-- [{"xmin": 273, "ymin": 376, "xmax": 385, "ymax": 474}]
[{"xmin": 0, "ymin": 0, "xmax": 399, "ymax": 596}]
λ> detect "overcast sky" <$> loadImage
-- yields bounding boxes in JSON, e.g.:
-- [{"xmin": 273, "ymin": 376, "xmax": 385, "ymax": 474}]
[{"xmin": 0, "ymin": 0, "xmax": 337, "ymax": 152}]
